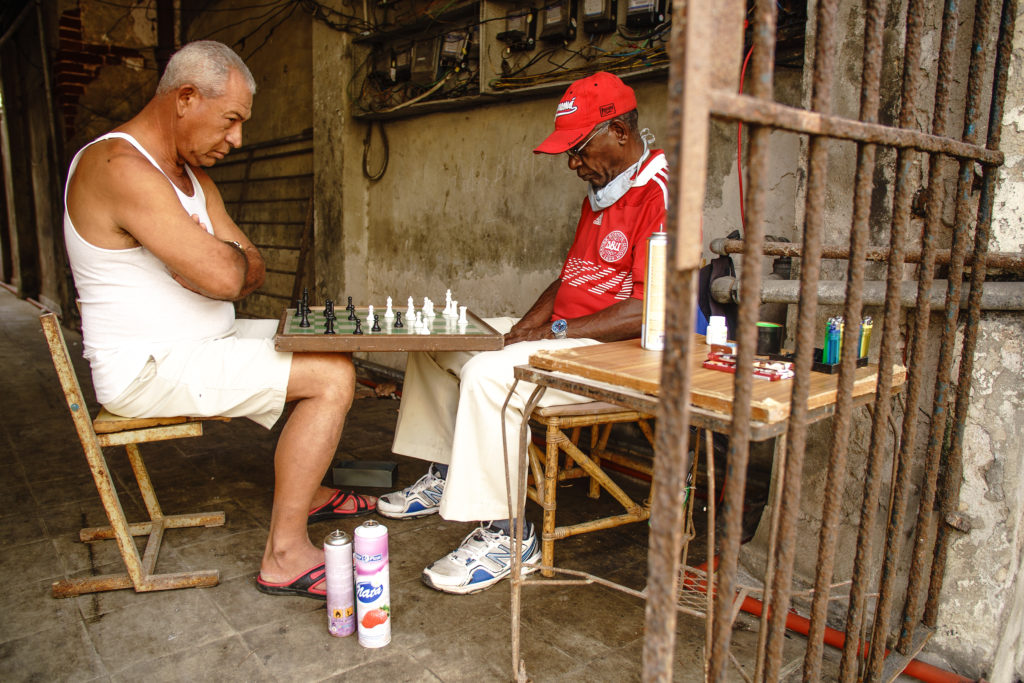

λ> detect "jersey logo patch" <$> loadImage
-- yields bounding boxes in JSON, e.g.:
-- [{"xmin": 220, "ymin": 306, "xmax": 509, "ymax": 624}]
[
  {"xmin": 555, "ymin": 97, "xmax": 577, "ymax": 118},
  {"xmin": 599, "ymin": 230, "xmax": 629, "ymax": 262},
  {"xmin": 593, "ymin": 213, "xmax": 603, "ymax": 225}
]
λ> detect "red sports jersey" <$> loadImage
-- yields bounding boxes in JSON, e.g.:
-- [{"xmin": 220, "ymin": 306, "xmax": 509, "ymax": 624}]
[{"xmin": 552, "ymin": 150, "xmax": 669, "ymax": 320}]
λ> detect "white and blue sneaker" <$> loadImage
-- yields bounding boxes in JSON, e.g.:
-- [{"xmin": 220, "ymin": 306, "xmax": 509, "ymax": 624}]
[
  {"xmin": 421, "ymin": 522, "xmax": 541, "ymax": 595},
  {"xmin": 377, "ymin": 464, "xmax": 446, "ymax": 519}
]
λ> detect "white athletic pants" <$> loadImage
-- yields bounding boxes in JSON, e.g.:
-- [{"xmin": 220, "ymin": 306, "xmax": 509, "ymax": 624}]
[{"xmin": 391, "ymin": 317, "xmax": 601, "ymax": 522}]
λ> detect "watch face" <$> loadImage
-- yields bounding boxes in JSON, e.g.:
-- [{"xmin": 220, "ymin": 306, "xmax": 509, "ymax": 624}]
[{"xmin": 552, "ymin": 319, "xmax": 567, "ymax": 336}]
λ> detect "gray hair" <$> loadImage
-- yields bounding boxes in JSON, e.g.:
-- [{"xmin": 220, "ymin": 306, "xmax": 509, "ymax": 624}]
[{"xmin": 156, "ymin": 41, "xmax": 256, "ymax": 98}]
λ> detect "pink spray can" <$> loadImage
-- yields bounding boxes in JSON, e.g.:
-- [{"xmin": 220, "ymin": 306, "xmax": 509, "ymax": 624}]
[
  {"xmin": 324, "ymin": 530, "xmax": 355, "ymax": 637},
  {"xmin": 353, "ymin": 520, "xmax": 391, "ymax": 648}
]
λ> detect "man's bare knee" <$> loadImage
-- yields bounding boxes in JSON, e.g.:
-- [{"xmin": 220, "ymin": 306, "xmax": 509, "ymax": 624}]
[{"xmin": 287, "ymin": 353, "xmax": 355, "ymax": 405}]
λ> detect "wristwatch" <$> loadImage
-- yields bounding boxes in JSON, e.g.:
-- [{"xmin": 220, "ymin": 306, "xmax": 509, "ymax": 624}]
[{"xmin": 551, "ymin": 319, "xmax": 568, "ymax": 339}]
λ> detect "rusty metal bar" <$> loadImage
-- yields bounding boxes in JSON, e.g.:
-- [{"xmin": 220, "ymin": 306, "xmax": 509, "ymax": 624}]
[
  {"xmin": 508, "ymin": 380, "xmax": 545, "ymax": 681},
  {"xmin": 709, "ymin": 238, "xmax": 1024, "ymax": 272},
  {"xmin": 924, "ymin": 0, "xmax": 1018, "ymax": 628},
  {"xmin": 801, "ymin": 0, "xmax": 889, "ymax": 679},
  {"xmin": 642, "ymin": 248, "xmax": 699, "ymax": 681},
  {"xmin": 865, "ymin": 0, "xmax": 963, "ymax": 676},
  {"xmin": 838, "ymin": 0, "xmax": 928, "ymax": 677},
  {"xmin": 711, "ymin": 276, "xmax": 1024, "ymax": 311},
  {"xmin": 706, "ymin": 0, "xmax": 775, "ymax": 678},
  {"xmin": 640, "ymin": 0, "xmax": 721, "ymax": 676},
  {"xmin": 897, "ymin": 0, "xmax": 998, "ymax": 654},
  {"xmin": 707, "ymin": 91, "xmax": 1004, "ymax": 166},
  {"xmin": 761, "ymin": 0, "xmax": 839, "ymax": 678}
]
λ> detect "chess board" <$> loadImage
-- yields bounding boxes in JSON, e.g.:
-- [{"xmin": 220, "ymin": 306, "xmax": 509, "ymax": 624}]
[{"xmin": 274, "ymin": 306, "xmax": 505, "ymax": 353}]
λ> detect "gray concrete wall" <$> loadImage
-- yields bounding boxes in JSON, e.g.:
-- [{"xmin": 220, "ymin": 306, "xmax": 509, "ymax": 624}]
[
  {"xmin": 313, "ymin": 53, "xmax": 803, "ymax": 369},
  {"xmin": 926, "ymin": 7, "xmax": 1024, "ymax": 680}
]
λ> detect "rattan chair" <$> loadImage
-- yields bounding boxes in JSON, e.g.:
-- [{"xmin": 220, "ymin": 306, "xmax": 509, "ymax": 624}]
[
  {"xmin": 525, "ymin": 402, "xmax": 656, "ymax": 575},
  {"xmin": 40, "ymin": 312, "xmax": 229, "ymax": 598}
]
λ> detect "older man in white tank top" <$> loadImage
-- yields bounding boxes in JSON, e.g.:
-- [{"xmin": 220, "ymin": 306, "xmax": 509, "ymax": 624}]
[{"xmin": 64, "ymin": 41, "xmax": 371, "ymax": 600}]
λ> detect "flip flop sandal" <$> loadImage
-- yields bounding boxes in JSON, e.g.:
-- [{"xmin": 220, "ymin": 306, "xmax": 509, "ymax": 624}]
[
  {"xmin": 307, "ymin": 489, "xmax": 377, "ymax": 523},
  {"xmin": 255, "ymin": 563, "xmax": 327, "ymax": 600}
]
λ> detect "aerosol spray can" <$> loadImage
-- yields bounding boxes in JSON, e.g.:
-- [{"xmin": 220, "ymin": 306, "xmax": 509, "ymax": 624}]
[
  {"xmin": 324, "ymin": 530, "xmax": 355, "ymax": 637},
  {"xmin": 642, "ymin": 229, "xmax": 668, "ymax": 351},
  {"xmin": 354, "ymin": 520, "xmax": 391, "ymax": 648}
]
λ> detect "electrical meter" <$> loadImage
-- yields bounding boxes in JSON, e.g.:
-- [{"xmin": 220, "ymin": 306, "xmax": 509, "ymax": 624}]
[
  {"xmin": 582, "ymin": 0, "xmax": 616, "ymax": 34},
  {"xmin": 410, "ymin": 38, "xmax": 439, "ymax": 85},
  {"xmin": 440, "ymin": 31, "xmax": 469, "ymax": 68},
  {"xmin": 497, "ymin": 8, "xmax": 537, "ymax": 51},
  {"xmin": 539, "ymin": 0, "xmax": 577, "ymax": 42},
  {"xmin": 392, "ymin": 44, "xmax": 412, "ymax": 82},
  {"xmin": 625, "ymin": 0, "xmax": 664, "ymax": 28}
]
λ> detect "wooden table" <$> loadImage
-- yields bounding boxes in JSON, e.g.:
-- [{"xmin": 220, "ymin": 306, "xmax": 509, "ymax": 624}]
[
  {"xmin": 505, "ymin": 336, "xmax": 908, "ymax": 678},
  {"xmin": 516, "ymin": 337, "xmax": 906, "ymax": 440}
]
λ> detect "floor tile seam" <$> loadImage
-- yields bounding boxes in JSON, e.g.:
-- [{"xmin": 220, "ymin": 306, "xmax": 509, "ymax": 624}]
[
  {"xmin": 1, "ymin": 429, "xmax": 34, "ymax": 487},
  {"xmin": 87, "ymin": 600, "xmax": 239, "ymax": 675},
  {"xmin": 76, "ymin": 611, "xmax": 115, "ymax": 679},
  {"xmin": 110, "ymin": 633, "xmax": 270, "ymax": 682}
]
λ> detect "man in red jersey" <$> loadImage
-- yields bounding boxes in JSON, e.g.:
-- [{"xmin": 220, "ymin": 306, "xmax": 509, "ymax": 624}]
[{"xmin": 379, "ymin": 72, "xmax": 703, "ymax": 594}]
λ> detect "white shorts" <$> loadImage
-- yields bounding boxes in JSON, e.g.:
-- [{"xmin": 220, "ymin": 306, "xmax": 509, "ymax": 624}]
[{"xmin": 102, "ymin": 319, "xmax": 292, "ymax": 429}]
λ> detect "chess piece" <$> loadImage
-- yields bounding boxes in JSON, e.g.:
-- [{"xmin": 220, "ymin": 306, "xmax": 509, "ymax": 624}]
[
  {"xmin": 458, "ymin": 305, "xmax": 468, "ymax": 324},
  {"xmin": 324, "ymin": 316, "xmax": 335, "ymax": 334},
  {"xmin": 384, "ymin": 296, "xmax": 394, "ymax": 318},
  {"xmin": 394, "ymin": 311, "xmax": 404, "ymax": 328},
  {"xmin": 371, "ymin": 314, "xmax": 381, "ymax": 332},
  {"xmin": 299, "ymin": 304, "xmax": 310, "ymax": 328},
  {"xmin": 353, "ymin": 319, "xmax": 363, "ymax": 335}
]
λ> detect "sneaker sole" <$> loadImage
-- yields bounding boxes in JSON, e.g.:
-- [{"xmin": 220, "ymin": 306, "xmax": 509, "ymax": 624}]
[
  {"xmin": 377, "ymin": 506, "xmax": 440, "ymax": 520},
  {"xmin": 421, "ymin": 548, "xmax": 542, "ymax": 595}
]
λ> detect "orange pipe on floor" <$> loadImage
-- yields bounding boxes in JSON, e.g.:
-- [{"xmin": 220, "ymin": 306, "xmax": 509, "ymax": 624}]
[{"xmin": 687, "ymin": 562, "xmax": 972, "ymax": 683}]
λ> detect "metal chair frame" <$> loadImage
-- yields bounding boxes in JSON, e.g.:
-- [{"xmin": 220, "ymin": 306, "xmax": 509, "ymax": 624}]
[{"xmin": 40, "ymin": 312, "xmax": 228, "ymax": 598}]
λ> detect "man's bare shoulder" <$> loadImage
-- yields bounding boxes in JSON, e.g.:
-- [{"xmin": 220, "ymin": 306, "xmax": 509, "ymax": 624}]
[{"xmin": 73, "ymin": 137, "xmax": 164, "ymax": 190}]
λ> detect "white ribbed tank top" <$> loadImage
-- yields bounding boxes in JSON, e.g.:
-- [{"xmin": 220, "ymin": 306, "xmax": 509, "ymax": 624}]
[{"xmin": 64, "ymin": 132, "xmax": 235, "ymax": 404}]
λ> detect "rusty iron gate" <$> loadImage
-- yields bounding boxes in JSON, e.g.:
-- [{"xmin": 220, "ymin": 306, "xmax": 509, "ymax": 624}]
[{"xmin": 649, "ymin": 0, "xmax": 1017, "ymax": 681}]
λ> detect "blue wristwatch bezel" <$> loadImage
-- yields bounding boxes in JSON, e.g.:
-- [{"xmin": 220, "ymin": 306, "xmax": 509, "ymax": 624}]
[{"xmin": 551, "ymin": 318, "xmax": 568, "ymax": 339}]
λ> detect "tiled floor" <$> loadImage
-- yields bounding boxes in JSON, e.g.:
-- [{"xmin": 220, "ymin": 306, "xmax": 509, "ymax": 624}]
[{"xmin": 0, "ymin": 287, "xmax": 793, "ymax": 681}]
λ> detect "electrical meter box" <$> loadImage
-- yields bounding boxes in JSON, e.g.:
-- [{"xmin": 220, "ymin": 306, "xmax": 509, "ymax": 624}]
[
  {"xmin": 539, "ymin": 0, "xmax": 577, "ymax": 42},
  {"xmin": 391, "ymin": 44, "xmax": 412, "ymax": 82},
  {"xmin": 625, "ymin": 0, "xmax": 665, "ymax": 28},
  {"xmin": 582, "ymin": 0, "xmax": 616, "ymax": 34},
  {"xmin": 440, "ymin": 31, "xmax": 469, "ymax": 68},
  {"xmin": 410, "ymin": 38, "xmax": 439, "ymax": 85},
  {"xmin": 497, "ymin": 8, "xmax": 536, "ymax": 51}
]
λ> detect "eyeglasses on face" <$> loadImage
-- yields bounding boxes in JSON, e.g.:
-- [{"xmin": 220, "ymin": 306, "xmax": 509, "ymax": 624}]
[{"xmin": 564, "ymin": 122, "xmax": 611, "ymax": 161}]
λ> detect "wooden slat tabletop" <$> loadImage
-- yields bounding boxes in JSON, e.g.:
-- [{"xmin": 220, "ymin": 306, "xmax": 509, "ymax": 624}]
[{"xmin": 528, "ymin": 338, "xmax": 907, "ymax": 424}]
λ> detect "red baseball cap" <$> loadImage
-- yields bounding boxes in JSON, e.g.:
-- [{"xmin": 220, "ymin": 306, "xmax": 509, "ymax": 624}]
[{"xmin": 533, "ymin": 72, "xmax": 637, "ymax": 154}]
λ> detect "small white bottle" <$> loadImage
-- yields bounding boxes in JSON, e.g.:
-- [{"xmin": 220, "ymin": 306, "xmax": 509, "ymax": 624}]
[{"xmin": 706, "ymin": 315, "xmax": 728, "ymax": 346}]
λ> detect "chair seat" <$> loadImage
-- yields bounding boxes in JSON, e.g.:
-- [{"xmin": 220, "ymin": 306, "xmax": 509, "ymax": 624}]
[
  {"xmin": 93, "ymin": 409, "xmax": 230, "ymax": 434},
  {"xmin": 532, "ymin": 400, "xmax": 652, "ymax": 419}
]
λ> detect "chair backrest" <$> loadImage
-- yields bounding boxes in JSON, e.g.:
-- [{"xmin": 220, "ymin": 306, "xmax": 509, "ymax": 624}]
[{"xmin": 39, "ymin": 312, "xmax": 101, "ymax": 446}]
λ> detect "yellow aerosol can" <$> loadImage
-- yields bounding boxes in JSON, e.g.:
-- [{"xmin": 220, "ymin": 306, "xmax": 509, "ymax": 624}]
[{"xmin": 642, "ymin": 229, "xmax": 667, "ymax": 351}]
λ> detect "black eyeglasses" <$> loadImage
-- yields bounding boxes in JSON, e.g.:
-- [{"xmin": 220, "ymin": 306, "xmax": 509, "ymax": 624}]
[{"xmin": 564, "ymin": 122, "xmax": 611, "ymax": 161}]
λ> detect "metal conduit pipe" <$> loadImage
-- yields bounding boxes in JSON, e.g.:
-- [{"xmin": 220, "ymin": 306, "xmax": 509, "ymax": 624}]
[
  {"xmin": 709, "ymin": 237, "xmax": 1024, "ymax": 272},
  {"xmin": 687, "ymin": 563, "xmax": 973, "ymax": 683},
  {"xmin": 710, "ymin": 277, "xmax": 1024, "ymax": 311}
]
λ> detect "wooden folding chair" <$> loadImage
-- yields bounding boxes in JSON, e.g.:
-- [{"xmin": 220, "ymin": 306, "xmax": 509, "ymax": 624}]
[
  {"xmin": 525, "ymin": 402, "xmax": 656, "ymax": 576},
  {"xmin": 40, "ymin": 312, "xmax": 229, "ymax": 598}
]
